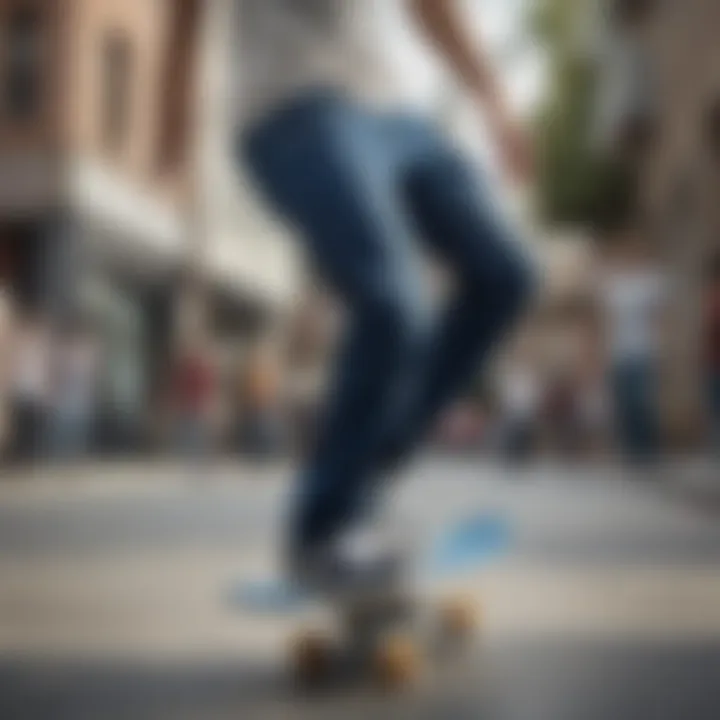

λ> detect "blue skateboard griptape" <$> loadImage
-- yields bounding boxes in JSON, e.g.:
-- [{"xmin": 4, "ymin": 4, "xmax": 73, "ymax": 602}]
[{"xmin": 229, "ymin": 511, "xmax": 511, "ymax": 615}]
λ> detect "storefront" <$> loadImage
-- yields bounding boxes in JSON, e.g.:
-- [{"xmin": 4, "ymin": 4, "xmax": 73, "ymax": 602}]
[
  {"xmin": 0, "ymin": 220, "xmax": 44, "ymax": 311},
  {"xmin": 80, "ymin": 277, "xmax": 147, "ymax": 453}
]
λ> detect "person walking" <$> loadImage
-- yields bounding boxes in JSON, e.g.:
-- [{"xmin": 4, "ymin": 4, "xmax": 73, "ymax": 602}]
[
  {"xmin": 48, "ymin": 320, "xmax": 99, "ymax": 462},
  {"xmin": 238, "ymin": 342, "xmax": 287, "ymax": 459},
  {"xmin": 600, "ymin": 232, "xmax": 667, "ymax": 463},
  {"xmin": 705, "ymin": 256, "xmax": 720, "ymax": 453},
  {"xmin": 9, "ymin": 311, "xmax": 51, "ymax": 464},
  {"xmin": 171, "ymin": 338, "xmax": 217, "ymax": 461},
  {"xmin": 498, "ymin": 348, "xmax": 540, "ymax": 462},
  {"xmin": 0, "ymin": 288, "xmax": 13, "ymax": 461}
]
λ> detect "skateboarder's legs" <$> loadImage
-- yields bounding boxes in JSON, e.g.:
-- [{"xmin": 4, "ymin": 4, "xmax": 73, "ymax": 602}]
[
  {"xmin": 376, "ymin": 116, "xmax": 535, "ymax": 471},
  {"xmin": 243, "ymin": 93, "xmax": 432, "ymax": 552},
  {"xmin": 242, "ymin": 92, "xmax": 533, "ymax": 560}
]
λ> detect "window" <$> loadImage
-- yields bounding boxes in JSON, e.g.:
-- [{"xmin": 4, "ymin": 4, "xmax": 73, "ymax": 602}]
[
  {"xmin": 617, "ymin": 111, "xmax": 657, "ymax": 165},
  {"xmin": 611, "ymin": 0, "xmax": 657, "ymax": 27},
  {"xmin": 157, "ymin": 0, "xmax": 199, "ymax": 172},
  {"xmin": 3, "ymin": 5, "xmax": 43, "ymax": 121},
  {"xmin": 101, "ymin": 33, "xmax": 133, "ymax": 153}
]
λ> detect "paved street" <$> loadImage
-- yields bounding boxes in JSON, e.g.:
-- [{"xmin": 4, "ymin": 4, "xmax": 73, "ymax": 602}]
[{"xmin": 0, "ymin": 459, "xmax": 719, "ymax": 719}]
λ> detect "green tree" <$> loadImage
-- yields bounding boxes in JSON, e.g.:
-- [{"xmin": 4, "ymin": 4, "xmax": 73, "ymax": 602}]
[{"xmin": 532, "ymin": 0, "xmax": 634, "ymax": 232}]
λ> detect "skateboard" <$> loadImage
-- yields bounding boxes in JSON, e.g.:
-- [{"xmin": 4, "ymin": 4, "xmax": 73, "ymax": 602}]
[{"xmin": 228, "ymin": 512, "xmax": 509, "ymax": 691}]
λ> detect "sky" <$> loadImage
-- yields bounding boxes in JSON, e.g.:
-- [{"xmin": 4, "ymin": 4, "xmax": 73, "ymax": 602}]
[
  {"xmin": 390, "ymin": 0, "xmax": 546, "ymax": 162},
  {"xmin": 391, "ymin": 0, "xmax": 545, "ymax": 115},
  {"xmin": 453, "ymin": 0, "xmax": 546, "ymax": 219},
  {"xmin": 471, "ymin": 0, "xmax": 546, "ymax": 113},
  {"xmin": 410, "ymin": 0, "xmax": 546, "ymax": 185}
]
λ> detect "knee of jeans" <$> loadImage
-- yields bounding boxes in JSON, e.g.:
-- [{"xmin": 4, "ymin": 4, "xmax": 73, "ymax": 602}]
[
  {"xmin": 504, "ymin": 253, "xmax": 538, "ymax": 317},
  {"xmin": 467, "ymin": 245, "xmax": 537, "ymax": 318},
  {"xmin": 363, "ymin": 285, "xmax": 429, "ymax": 356}
]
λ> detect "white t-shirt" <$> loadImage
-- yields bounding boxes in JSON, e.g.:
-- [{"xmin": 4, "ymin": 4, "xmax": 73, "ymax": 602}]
[
  {"xmin": 601, "ymin": 269, "xmax": 667, "ymax": 363},
  {"xmin": 231, "ymin": 0, "xmax": 445, "ymax": 127}
]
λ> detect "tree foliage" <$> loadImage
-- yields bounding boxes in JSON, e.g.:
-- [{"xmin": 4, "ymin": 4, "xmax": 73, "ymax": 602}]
[{"xmin": 532, "ymin": 0, "xmax": 635, "ymax": 232}]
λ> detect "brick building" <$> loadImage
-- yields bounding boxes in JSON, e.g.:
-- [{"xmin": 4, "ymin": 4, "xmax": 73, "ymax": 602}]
[{"xmin": 0, "ymin": 0, "xmax": 297, "ymax": 451}]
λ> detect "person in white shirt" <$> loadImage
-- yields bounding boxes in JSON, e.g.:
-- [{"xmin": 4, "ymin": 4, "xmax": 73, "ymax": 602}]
[
  {"xmin": 600, "ymin": 234, "xmax": 666, "ymax": 462},
  {"xmin": 232, "ymin": 0, "xmax": 536, "ymax": 594}
]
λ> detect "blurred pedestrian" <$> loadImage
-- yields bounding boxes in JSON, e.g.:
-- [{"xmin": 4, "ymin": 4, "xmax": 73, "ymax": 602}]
[
  {"xmin": 9, "ymin": 310, "xmax": 50, "ymax": 464},
  {"xmin": 497, "ymin": 345, "xmax": 540, "ymax": 462},
  {"xmin": 705, "ymin": 255, "xmax": 720, "ymax": 452},
  {"xmin": 171, "ymin": 335, "xmax": 217, "ymax": 461},
  {"xmin": 541, "ymin": 366, "xmax": 581, "ymax": 458},
  {"xmin": 537, "ymin": 317, "xmax": 586, "ymax": 459},
  {"xmin": 284, "ymin": 290, "xmax": 336, "ymax": 456},
  {"xmin": 576, "ymin": 356, "xmax": 610, "ymax": 459},
  {"xmin": 48, "ymin": 319, "xmax": 99, "ymax": 462},
  {"xmin": 600, "ymin": 232, "xmax": 667, "ymax": 463},
  {"xmin": 0, "ymin": 288, "xmax": 13, "ymax": 460},
  {"xmin": 238, "ymin": 342, "xmax": 286, "ymax": 459}
]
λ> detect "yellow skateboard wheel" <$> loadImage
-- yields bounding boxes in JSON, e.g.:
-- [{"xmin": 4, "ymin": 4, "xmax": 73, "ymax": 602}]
[
  {"xmin": 290, "ymin": 631, "xmax": 334, "ymax": 685},
  {"xmin": 373, "ymin": 634, "xmax": 422, "ymax": 690},
  {"xmin": 439, "ymin": 596, "xmax": 479, "ymax": 640}
]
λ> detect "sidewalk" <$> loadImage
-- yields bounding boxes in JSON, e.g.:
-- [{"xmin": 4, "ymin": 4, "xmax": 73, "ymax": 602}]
[
  {"xmin": 1, "ymin": 454, "xmax": 718, "ymax": 504},
  {"xmin": 0, "ymin": 458, "xmax": 291, "ymax": 504},
  {"xmin": 658, "ymin": 456, "xmax": 720, "ymax": 507},
  {"xmin": 1, "ymin": 457, "xmax": 719, "ymax": 665}
]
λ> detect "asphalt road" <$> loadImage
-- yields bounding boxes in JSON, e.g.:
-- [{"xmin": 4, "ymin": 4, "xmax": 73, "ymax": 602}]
[{"xmin": 1, "ymin": 459, "xmax": 719, "ymax": 719}]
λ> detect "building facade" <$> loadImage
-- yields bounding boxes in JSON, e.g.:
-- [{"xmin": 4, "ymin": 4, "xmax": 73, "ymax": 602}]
[
  {"xmin": 596, "ymin": 0, "xmax": 720, "ymax": 444},
  {"xmin": 0, "ymin": 0, "xmax": 297, "ymax": 454},
  {"xmin": 193, "ymin": 0, "xmax": 299, "ymax": 335}
]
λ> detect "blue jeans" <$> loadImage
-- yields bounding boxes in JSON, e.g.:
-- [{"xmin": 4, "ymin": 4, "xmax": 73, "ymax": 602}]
[
  {"xmin": 241, "ymin": 91, "xmax": 534, "ymax": 549},
  {"xmin": 611, "ymin": 358, "xmax": 660, "ymax": 461},
  {"xmin": 50, "ymin": 409, "xmax": 92, "ymax": 460}
]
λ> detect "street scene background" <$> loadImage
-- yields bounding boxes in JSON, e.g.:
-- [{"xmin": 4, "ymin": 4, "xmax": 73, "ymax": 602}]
[{"xmin": 1, "ymin": 0, "xmax": 719, "ymax": 717}]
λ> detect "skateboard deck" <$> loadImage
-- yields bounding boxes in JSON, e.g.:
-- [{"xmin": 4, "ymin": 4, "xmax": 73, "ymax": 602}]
[{"xmin": 227, "ymin": 512, "xmax": 509, "ymax": 690}]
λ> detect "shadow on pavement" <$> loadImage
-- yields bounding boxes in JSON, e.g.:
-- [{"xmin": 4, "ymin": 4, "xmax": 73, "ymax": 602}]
[{"xmin": 1, "ymin": 639, "xmax": 720, "ymax": 720}]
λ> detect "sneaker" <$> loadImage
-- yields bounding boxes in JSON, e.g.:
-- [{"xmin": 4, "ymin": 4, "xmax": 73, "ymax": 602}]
[{"xmin": 287, "ymin": 526, "xmax": 409, "ymax": 603}]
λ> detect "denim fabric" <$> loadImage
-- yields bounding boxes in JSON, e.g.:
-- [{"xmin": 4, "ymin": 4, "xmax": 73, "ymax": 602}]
[
  {"xmin": 241, "ymin": 90, "xmax": 534, "ymax": 548},
  {"xmin": 611, "ymin": 358, "xmax": 660, "ymax": 461}
]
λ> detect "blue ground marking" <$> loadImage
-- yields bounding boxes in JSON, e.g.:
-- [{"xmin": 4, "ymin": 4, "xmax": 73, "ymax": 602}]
[
  {"xmin": 427, "ymin": 512, "xmax": 509, "ymax": 576},
  {"xmin": 232, "ymin": 579, "xmax": 310, "ymax": 614},
  {"xmin": 229, "ymin": 512, "xmax": 511, "ymax": 614}
]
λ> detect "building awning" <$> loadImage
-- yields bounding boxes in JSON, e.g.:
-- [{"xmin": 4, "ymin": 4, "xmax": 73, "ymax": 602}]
[
  {"xmin": 68, "ymin": 158, "xmax": 185, "ymax": 269},
  {"xmin": 0, "ymin": 153, "xmax": 61, "ymax": 214}
]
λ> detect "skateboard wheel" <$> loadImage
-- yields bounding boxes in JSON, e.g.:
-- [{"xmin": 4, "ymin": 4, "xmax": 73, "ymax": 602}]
[
  {"xmin": 373, "ymin": 635, "xmax": 422, "ymax": 690},
  {"xmin": 290, "ymin": 631, "xmax": 333, "ymax": 686},
  {"xmin": 439, "ymin": 597, "xmax": 478, "ymax": 640}
]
